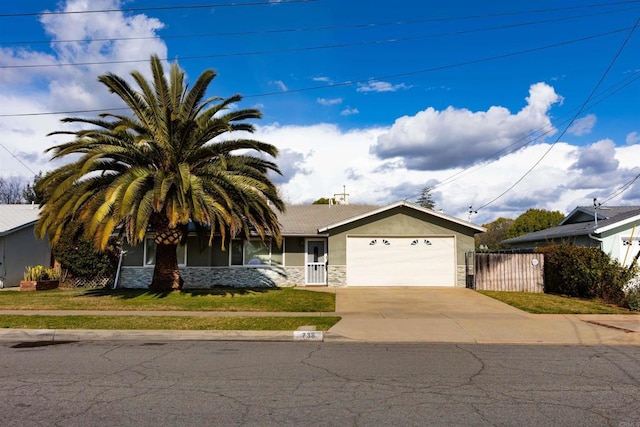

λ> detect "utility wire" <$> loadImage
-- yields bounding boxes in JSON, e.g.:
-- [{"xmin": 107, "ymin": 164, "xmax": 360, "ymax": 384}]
[
  {"xmin": 402, "ymin": 68, "xmax": 640, "ymax": 204},
  {"xmin": 601, "ymin": 173, "xmax": 640, "ymax": 204},
  {"xmin": 1, "ymin": 3, "xmax": 636, "ymax": 46},
  {"xmin": 0, "ymin": 18, "xmax": 632, "ymax": 70},
  {"xmin": 474, "ymin": 17, "xmax": 640, "ymax": 212},
  {"xmin": 0, "ymin": 26, "xmax": 630, "ymax": 118},
  {"xmin": 0, "ymin": 0, "xmax": 317, "ymax": 18},
  {"xmin": 0, "ymin": 0, "xmax": 635, "ymax": 18},
  {"xmin": 0, "ymin": 142, "xmax": 37, "ymax": 175}
]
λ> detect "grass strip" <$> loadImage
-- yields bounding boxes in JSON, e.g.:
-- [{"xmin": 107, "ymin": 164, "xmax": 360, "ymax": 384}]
[
  {"xmin": 0, "ymin": 315, "xmax": 341, "ymax": 331},
  {"xmin": 478, "ymin": 291, "xmax": 636, "ymax": 314},
  {"xmin": 0, "ymin": 287, "xmax": 335, "ymax": 312}
]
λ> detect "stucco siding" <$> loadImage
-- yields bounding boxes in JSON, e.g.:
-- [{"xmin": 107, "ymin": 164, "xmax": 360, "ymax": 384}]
[
  {"xmin": 327, "ymin": 206, "xmax": 475, "ymax": 264},
  {"xmin": 600, "ymin": 224, "xmax": 639, "ymax": 266},
  {"xmin": 284, "ymin": 236, "xmax": 305, "ymax": 266}
]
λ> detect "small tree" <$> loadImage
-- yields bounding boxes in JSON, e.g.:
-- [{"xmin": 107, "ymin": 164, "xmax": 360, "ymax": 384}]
[
  {"xmin": 416, "ymin": 186, "xmax": 436, "ymax": 209},
  {"xmin": 475, "ymin": 217, "xmax": 514, "ymax": 251},
  {"xmin": 506, "ymin": 208, "xmax": 564, "ymax": 239},
  {"xmin": 22, "ymin": 172, "xmax": 46, "ymax": 204}
]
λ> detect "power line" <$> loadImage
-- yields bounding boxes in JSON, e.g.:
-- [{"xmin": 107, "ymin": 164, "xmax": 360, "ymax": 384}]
[
  {"xmin": 1, "ymin": 16, "xmax": 632, "ymax": 70},
  {"xmin": 434, "ymin": 69, "xmax": 640, "ymax": 189},
  {"xmin": 1, "ymin": 3, "xmax": 636, "ymax": 46},
  {"xmin": 475, "ymin": 17, "xmax": 640, "ymax": 212},
  {"xmin": 0, "ymin": 26, "xmax": 631, "ymax": 118},
  {"xmin": 0, "ymin": 142, "xmax": 37, "ymax": 175},
  {"xmin": 402, "ymin": 68, "xmax": 640, "ymax": 204},
  {"xmin": 0, "ymin": 0, "xmax": 317, "ymax": 18},
  {"xmin": 601, "ymin": 173, "xmax": 640, "ymax": 204}
]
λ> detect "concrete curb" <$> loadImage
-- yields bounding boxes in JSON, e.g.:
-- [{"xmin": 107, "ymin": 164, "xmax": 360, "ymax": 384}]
[{"xmin": 0, "ymin": 329, "xmax": 326, "ymax": 342}]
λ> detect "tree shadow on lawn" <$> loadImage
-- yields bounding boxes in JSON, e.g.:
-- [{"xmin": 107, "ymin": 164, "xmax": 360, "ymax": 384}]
[{"xmin": 80, "ymin": 286, "xmax": 280, "ymax": 300}]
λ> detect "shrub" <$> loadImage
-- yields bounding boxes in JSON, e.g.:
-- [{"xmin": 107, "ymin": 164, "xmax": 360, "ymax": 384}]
[
  {"xmin": 51, "ymin": 222, "xmax": 120, "ymax": 280},
  {"xmin": 24, "ymin": 265, "xmax": 62, "ymax": 281},
  {"xmin": 623, "ymin": 277, "xmax": 640, "ymax": 311},
  {"xmin": 540, "ymin": 244, "xmax": 633, "ymax": 305}
]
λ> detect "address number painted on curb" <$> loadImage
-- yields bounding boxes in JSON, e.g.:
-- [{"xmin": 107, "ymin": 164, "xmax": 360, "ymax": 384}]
[{"xmin": 293, "ymin": 331, "xmax": 324, "ymax": 341}]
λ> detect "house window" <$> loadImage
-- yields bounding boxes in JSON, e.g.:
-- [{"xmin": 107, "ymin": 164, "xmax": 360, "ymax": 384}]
[
  {"xmin": 230, "ymin": 239, "xmax": 281, "ymax": 266},
  {"xmin": 144, "ymin": 238, "xmax": 186, "ymax": 266}
]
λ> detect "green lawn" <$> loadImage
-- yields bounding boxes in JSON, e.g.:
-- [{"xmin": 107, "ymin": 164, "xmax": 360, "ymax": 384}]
[
  {"xmin": 0, "ymin": 287, "xmax": 335, "ymax": 312},
  {"xmin": 479, "ymin": 291, "xmax": 637, "ymax": 314},
  {"xmin": 0, "ymin": 315, "xmax": 341, "ymax": 331}
]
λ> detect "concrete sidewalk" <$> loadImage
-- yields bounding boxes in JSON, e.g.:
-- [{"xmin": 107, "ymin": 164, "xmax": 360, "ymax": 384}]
[{"xmin": 0, "ymin": 287, "xmax": 638, "ymax": 344}]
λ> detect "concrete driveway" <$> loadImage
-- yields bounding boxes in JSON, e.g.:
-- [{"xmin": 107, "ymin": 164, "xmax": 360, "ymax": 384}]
[{"xmin": 328, "ymin": 287, "xmax": 640, "ymax": 344}]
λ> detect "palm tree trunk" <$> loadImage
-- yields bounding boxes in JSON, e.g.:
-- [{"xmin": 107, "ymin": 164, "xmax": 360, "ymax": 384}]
[
  {"xmin": 148, "ymin": 216, "xmax": 184, "ymax": 292},
  {"xmin": 149, "ymin": 243, "xmax": 183, "ymax": 292}
]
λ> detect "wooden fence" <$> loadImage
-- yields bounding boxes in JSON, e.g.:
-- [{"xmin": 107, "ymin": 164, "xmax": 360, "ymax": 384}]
[{"xmin": 471, "ymin": 252, "xmax": 544, "ymax": 293}]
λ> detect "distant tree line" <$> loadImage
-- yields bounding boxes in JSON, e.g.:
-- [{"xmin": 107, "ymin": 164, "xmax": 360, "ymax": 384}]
[{"xmin": 0, "ymin": 173, "xmax": 44, "ymax": 204}]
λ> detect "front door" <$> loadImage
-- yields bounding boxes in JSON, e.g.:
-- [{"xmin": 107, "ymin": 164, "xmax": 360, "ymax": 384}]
[{"xmin": 305, "ymin": 239, "xmax": 327, "ymax": 285}]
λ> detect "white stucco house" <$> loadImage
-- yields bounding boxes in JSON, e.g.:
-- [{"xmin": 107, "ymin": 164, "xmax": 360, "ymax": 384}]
[{"xmin": 502, "ymin": 205, "xmax": 640, "ymax": 267}]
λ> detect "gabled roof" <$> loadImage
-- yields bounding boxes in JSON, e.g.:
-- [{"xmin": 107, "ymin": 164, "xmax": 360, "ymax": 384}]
[
  {"xmin": 317, "ymin": 200, "xmax": 485, "ymax": 233},
  {"xmin": 0, "ymin": 204, "xmax": 41, "ymax": 237},
  {"xmin": 503, "ymin": 205, "xmax": 640, "ymax": 245},
  {"xmin": 271, "ymin": 200, "xmax": 485, "ymax": 236}
]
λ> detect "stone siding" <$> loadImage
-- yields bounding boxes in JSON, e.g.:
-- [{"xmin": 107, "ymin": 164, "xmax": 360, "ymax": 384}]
[
  {"xmin": 119, "ymin": 266, "xmax": 307, "ymax": 289},
  {"xmin": 119, "ymin": 264, "xmax": 458, "ymax": 288},
  {"xmin": 456, "ymin": 265, "xmax": 466, "ymax": 288},
  {"xmin": 327, "ymin": 265, "xmax": 347, "ymax": 287}
]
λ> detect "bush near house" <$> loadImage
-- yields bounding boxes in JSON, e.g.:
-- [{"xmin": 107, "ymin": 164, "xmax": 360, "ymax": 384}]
[
  {"xmin": 540, "ymin": 244, "xmax": 635, "ymax": 307},
  {"xmin": 52, "ymin": 222, "xmax": 120, "ymax": 286}
]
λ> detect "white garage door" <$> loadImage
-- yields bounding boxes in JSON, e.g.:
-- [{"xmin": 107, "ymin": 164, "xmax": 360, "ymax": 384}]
[{"xmin": 346, "ymin": 236, "xmax": 456, "ymax": 286}]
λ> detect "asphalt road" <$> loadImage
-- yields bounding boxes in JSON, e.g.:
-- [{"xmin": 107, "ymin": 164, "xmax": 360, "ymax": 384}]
[{"xmin": 1, "ymin": 341, "xmax": 639, "ymax": 426}]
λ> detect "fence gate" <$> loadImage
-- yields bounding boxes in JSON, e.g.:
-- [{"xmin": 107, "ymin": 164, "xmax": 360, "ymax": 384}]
[{"xmin": 472, "ymin": 252, "xmax": 544, "ymax": 293}]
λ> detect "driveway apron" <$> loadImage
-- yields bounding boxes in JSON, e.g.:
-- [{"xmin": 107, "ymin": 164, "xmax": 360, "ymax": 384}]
[{"xmin": 328, "ymin": 287, "xmax": 640, "ymax": 344}]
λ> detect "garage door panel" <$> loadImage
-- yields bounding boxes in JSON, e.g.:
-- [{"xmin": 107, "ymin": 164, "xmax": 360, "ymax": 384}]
[{"xmin": 346, "ymin": 237, "xmax": 455, "ymax": 286}]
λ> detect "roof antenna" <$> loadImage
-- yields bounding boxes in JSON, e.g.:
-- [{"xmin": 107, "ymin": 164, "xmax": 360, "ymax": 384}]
[
  {"xmin": 593, "ymin": 198, "xmax": 601, "ymax": 228},
  {"xmin": 468, "ymin": 205, "xmax": 478, "ymax": 222}
]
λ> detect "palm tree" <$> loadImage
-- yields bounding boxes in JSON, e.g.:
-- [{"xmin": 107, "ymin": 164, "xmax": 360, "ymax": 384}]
[{"xmin": 36, "ymin": 55, "xmax": 284, "ymax": 292}]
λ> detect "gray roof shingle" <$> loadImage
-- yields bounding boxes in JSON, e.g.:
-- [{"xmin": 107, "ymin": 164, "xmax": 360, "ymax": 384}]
[
  {"xmin": 503, "ymin": 205, "xmax": 640, "ymax": 244},
  {"xmin": 277, "ymin": 204, "xmax": 379, "ymax": 235}
]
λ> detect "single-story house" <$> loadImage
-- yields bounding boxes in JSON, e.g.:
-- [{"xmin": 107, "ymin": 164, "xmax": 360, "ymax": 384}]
[
  {"xmin": 502, "ymin": 205, "xmax": 640, "ymax": 267},
  {"xmin": 119, "ymin": 201, "xmax": 486, "ymax": 288},
  {"xmin": 0, "ymin": 204, "xmax": 52, "ymax": 288}
]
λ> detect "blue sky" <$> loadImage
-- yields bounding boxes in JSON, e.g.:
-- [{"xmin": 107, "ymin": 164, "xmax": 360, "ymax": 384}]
[{"xmin": 0, "ymin": 0, "xmax": 639, "ymax": 223}]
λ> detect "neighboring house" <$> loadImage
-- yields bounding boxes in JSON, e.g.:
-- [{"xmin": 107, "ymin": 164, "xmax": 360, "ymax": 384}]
[
  {"xmin": 119, "ymin": 201, "xmax": 485, "ymax": 288},
  {"xmin": 0, "ymin": 204, "xmax": 52, "ymax": 288},
  {"xmin": 502, "ymin": 205, "xmax": 640, "ymax": 267}
]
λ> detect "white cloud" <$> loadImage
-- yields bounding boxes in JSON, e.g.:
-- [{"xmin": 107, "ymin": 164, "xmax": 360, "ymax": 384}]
[
  {"xmin": 626, "ymin": 131, "xmax": 640, "ymax": 145},
  {"xmin": 312, "ymin": 76, "xmax": 331, "ymax": 83},
  {"xmin": 253, "ymin": 121, "xmax": 640, "ymax": 223},
  {"xmin": 357, "ymin": 81, "xmax": 410, "ymax": 93},
  {"xmin": 317, "ymin": 97, "xmax": 342, "ymax": 106},
  {"xmin": 270, "ymin": 80, "xmax": 288, "ymax": 91},
  {"xmin": 0, "ymin": 0, "xmax": 168, "ymax": 177},
  {"xmin": 570, "ymin": 139, "xmax": 618, "ymax": 175},
  {"xmin": 567, "ymin": 114, "xmax": 597, "ymax": 136},
  {"xmin": 341, "ymin": 107, "xmax": 359, "ymax": 116},
  {"xmin": 371, "ymin": 82, "xmax": 562, "ymax": 170}
]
